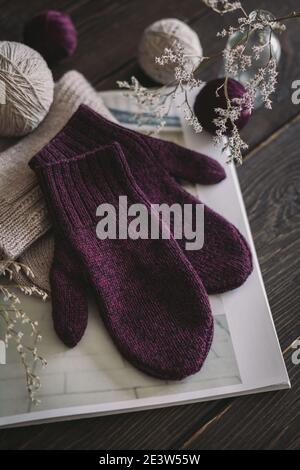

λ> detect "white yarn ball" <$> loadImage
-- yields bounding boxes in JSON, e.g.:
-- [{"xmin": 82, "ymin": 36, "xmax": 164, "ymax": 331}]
[
  {"xmin": 0, "ymin": 41, "xmax": 54, "ymax": 136},
  {"xmin": 138, "ymin": 18, "xmax": 203, "ymax": 84}
]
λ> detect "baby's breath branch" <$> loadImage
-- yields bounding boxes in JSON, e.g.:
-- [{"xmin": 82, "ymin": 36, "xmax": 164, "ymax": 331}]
[
  {"xmin": 239, "ymin": 5, "xmax": 248, "ymax": 18},
  {"xmin": 0, "ymin": 260, "xmax": 47, "ymax": 404},
  {"xmin": 224, "ymin": 76, "xmax": 230, "ymax": 102},
  {"xmin": 202, "ymin": 1, "xmax": 246, "ymax": 16},
  {"xmin": 192, "ymin": 52, "xmax": 222, "ymax": 76}
]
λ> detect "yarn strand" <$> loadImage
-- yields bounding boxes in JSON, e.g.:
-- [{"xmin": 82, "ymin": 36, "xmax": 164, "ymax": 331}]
[{"xmin": 0, "ymin": 41, "xmax": 53, "ymax": 136}]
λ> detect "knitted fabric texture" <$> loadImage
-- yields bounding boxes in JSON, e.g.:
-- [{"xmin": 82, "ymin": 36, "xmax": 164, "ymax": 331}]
[
  {"xmin": 0, "ymin": 70, "xmax": 116, "ymax": 261},
  {"xmin": 13, "ymin": 233, "xmax": 54, "ymax": 293},
  {"xmin": 30, "ymin": 143, "xmax": 214, "ymax": 380},
  {"xmin": 30, "ymin": 104, "xmax": 252, "ymax": 295}
]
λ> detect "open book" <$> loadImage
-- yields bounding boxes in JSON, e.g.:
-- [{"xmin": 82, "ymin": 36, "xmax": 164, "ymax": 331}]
[{"xmin": 0, "ymin": 89, "xmax": 290, "ymax": 428}]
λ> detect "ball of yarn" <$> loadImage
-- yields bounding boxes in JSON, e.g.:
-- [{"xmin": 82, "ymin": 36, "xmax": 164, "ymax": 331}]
[
  {"xmin": 194, "ymin": 78, "xmax": 251, "ymax": 135},
  {"xmin": 23, "ymin": 10, "xmax": 77, "ymax": 64},
  {"xmin": 0, "ymin": 41, "xmax": 54, "ymax": 137},
  {"xmin": 138, "ymin": 18, "xmax": 203, "ymax": 84}
]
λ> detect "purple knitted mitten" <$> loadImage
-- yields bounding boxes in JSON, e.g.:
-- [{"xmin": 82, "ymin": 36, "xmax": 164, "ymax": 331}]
[
  {"xmin": 30, "ymin": 143, "xmax": 214, "ymax": 380},
  {"xmin": 36, "ymin": 104, "xmax": 252, "ymax": 294}
]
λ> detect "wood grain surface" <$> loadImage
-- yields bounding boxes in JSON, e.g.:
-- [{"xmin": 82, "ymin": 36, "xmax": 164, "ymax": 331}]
[{"xmin": 0, "ymin": 0, "xmax": 299, "ymax": 450}]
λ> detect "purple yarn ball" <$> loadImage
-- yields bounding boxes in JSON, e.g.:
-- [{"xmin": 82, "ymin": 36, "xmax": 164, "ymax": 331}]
[
  {"xmin": 194, "ymin": 78, "xmax": 251, "ymax": 136},
  {"xmin": 23, "ymin": 10, "xmax": 77, "ymax": 64}
]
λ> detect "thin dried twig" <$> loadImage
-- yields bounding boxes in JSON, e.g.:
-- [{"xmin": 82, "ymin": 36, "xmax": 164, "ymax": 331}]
[{"xmin": 0, "ymin": 261, "xmax": 47, "ymax": 404}]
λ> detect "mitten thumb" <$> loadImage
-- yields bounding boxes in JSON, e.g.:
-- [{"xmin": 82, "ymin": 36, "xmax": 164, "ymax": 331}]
[
  {"xmin": 148, "ymin": 137, "xmax": 226, "ymax": 184},
  {"xmin": 50, "ymin": 238, "xmax": 88, "ymax": 347}
]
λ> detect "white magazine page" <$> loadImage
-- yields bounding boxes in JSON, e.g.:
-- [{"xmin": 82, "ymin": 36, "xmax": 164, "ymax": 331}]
[{"xmin": 0, "ymin": 90, "xmax": 289, "ymax": 429}]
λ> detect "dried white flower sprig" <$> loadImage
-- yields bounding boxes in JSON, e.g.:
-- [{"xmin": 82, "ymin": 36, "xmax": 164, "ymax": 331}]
[
  {"xmin": 118, "ymin": 41, "xmax": 205, "ymax": 135},
  {"xmin": 202, "ymin": 0, "xmax": 243, "ymax": 15},
  {"xmin": 118, "ymin": 2, "xmax": 300, "ymax": 163},
  {"xmin": 0, "ymin": 261, "xmax": 47, "ymax": 404}
]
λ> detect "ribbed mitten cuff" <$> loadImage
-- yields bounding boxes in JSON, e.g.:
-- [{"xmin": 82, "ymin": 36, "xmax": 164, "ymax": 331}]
[
  {"xmin": 30, "ymin": 143, "xmax": 136, "ymax": 231},
  {"xmin": 26, "ymin": 104, "xmax": 115, "ymax": 168}
]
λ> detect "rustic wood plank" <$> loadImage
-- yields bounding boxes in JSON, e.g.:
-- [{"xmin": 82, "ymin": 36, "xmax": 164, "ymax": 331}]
[
  {"xmin": 0, "ymin": 400, "xmax": 232, "ymax": 450},
  {"xmin": 0, "ymin": 0, "xmax": 206, "ymax": 81}
]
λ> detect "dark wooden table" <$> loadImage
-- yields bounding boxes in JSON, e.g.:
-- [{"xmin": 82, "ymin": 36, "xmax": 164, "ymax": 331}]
[{"xmin": 0, "ymin": 0, "xmax": 299, "ymax": 450}]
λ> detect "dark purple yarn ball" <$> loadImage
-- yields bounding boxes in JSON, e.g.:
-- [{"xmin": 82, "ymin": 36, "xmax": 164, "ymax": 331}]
[
  {"xmin": 194, "ymin": 78, "xmax": 251, "ymax": 136},
  {"xmin": 23, "ymin": 10, "xmax": 77, "ymax": 64}
]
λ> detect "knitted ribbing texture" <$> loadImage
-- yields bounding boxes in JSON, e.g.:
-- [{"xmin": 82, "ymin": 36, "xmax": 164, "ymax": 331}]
[{"xmin": 13, "ymin": 233, "xmax": 53, "ymax": 293}]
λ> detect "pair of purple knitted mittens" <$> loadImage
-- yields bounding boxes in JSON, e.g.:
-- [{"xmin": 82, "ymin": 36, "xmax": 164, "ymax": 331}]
[{"xmin": 29, "ymin": 105, "xmax": 252, "ymax": 380}]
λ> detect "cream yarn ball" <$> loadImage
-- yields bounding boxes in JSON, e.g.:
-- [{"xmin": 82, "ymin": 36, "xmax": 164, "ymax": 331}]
[
  {"xmin": 138, "ymin": 18, "xmax": 203, "ymax": 84},
  {"xmin": 0, "ymin": 41, "xmax": 54, "ymax": 136}
]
